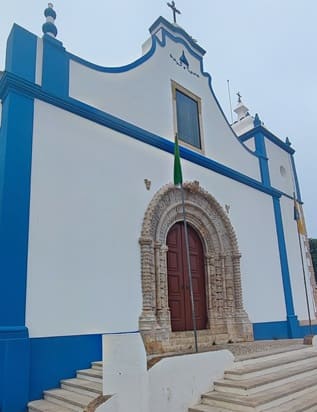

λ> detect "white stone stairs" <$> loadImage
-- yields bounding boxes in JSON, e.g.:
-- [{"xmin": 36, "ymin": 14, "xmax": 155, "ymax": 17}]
[
  {"xmin": 28, "ymin": 361, "xmax": 104, "ymax": 412},
  {"xmin": 189, "ymin": 346, "xmax": 317, "ymax": 412}
]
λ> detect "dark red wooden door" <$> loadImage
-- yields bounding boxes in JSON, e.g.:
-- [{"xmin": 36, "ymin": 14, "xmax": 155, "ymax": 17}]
[{"xmin": 167, "ymin": 222, "xmax": 207, "ymax": 331}]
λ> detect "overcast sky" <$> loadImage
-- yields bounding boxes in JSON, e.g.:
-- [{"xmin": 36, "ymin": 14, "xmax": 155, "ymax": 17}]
[{"xmin": 1, "ymin": 1, "xmax": 316, "ymax": 236}]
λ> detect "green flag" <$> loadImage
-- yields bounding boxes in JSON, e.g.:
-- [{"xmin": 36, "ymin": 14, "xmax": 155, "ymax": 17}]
[{"xmin": 174, "ymin": 133, "xmax": 183, "ymax": 186}]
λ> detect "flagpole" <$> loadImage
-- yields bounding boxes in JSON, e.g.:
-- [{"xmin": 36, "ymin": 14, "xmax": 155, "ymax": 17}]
[
  {"xmin": 297, "ymin": 227, "xmax": 313, "ymax": 335},
  {"xmin": 173, "ymin": 133, "xmax": 198, "ymax": 353},
  {"xmin": 180, "ymin": 184, "xmax": 199, "ymax": 353},
  {"xmin": 294, "ymin": 194, "xmax": 313, "ymax": 335}
]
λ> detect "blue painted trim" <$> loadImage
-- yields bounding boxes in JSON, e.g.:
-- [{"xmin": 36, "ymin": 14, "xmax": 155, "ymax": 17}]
[
  {"xmin": 29, "ymin": 334, "xmax": 102, "ymax": 401},
  {"xmin": 272, "ymin": 197, "xmax": 296, "ymax": 329},
  {"xmin": 0, "ymin": 23, "xmax": 36, "ymax": 337},
  {"xmin": 0, "ymin": 333, "xmax": 102, "ymax": 411},
  {"xmin": 254, "ymin": 130, "xmax": 271, "ymax": 187},
  {"xmin": 5, "ymin": 24, "xmax": 37, "ymax": 82},
  {"xmin": 291, "ymin": 154, "xmax": 302, "ymax": 202},
  {"xmin": 42, "ymin": 34, "xmax": 69, "ymax": 97},
  {"xmin": 44, "ymin": 7, "xmax": 57, "ymax": 19},
  {"xmin": 287, "ymin": 315, "xmax": 300, "ymax": 338},
  {"xmin": 239, "ymin": 134, "xmax": 253, "ymax": 143},
  {"xmin": 42, "ymin": 22, "xmax": 58, "ymax": 38},
  {"xmin": 253, "ymin": 320, "xmax": 317, "ymax": 340},
  {"xmin": 253, "ymin": 321, "xmax": 289, "ymax": 340},
  {"xmin": 0, "ymin": 90, "xmax": 34, "ymax": 327},
  {"xmin": 0, "ymin": 326, "xmax": 28, "ymax": 339},
  {"xmin": 149, "ymin": 16, "xmax": 206, "ymax": 55},
  {"xmin": 104, "ymin": 330, "xmax": 140, "ymax": 335},
  {"xmin": 0, "ymin": 337, "xmax": 30, "ymax": 412},
  {"xmin": 0, "ymin": 72, "xmax": 284, "ymax": 200},
  {"xmin": 240, "ymin": 126, "xmax": 295, "ymax": 155}
]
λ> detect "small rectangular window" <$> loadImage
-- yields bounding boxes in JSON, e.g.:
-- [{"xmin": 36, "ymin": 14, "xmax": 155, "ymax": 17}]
[{"xmin": 173, "ymin": 84, "xmax": 202, "ymax": 150}]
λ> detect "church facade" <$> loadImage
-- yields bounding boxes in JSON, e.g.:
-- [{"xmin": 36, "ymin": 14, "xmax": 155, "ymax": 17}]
[{"xmin": 1, "ymin": 6, "xmax": 317, "ymax": 411}]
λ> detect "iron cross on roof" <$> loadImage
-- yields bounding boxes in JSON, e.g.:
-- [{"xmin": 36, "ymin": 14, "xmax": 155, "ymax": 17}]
[{"xmin": 167, "ymin": 1, "xmax": 181, "ymax": 23}]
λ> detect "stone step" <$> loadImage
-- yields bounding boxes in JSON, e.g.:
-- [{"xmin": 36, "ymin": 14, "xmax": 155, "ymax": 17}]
[
  {"xmin": 189, "ymin": 404, "xmax": 233, "ymax": 412},
  {"xmin": 266, "ymin": 389, "xmax": 317, "ymax": 412},
  {"xmin": 44, "ymin": 388, "xmax": 95, "ymax": 411},
  {"xmin": 91, "ymin": 361, "xmax": 103, "ymax": 370},
  {"xmin": 76, "ymin": 367, "xmax": 102, "ymax": 383},
  {"xmin": 201, "ymin": 374, "xmax": 317, "ymax": 411},
  {"xmin": 28, "ymin": 399, "xmax": 74, "ymax": 412},
  {"xmin": 233, "ymin": 344, "xmax": 307, "ymax": 364},
  {"xmin": 61, "ymin": 377, "xmax": 102, "ymax": 397},
  {"xmin": 225, "ymin": 348, "xmax": 317, "ymax": 380},
  {"xmin": 215, "ymin": 357, "xmax": 317, "ymax": 395}
]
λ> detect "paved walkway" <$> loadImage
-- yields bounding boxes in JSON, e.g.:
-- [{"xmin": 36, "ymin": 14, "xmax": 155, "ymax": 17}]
[
  {"xmin": 147, "ymin": 339, "xmax": 306, "ymax": 367},
  {"xmin": 208, "ymin": 338, "xmax": 305, "ymax": 360}
]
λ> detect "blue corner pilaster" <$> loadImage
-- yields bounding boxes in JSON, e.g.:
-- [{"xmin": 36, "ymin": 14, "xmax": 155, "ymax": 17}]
[
  {"xmin": 0, "ymin": 329, "xmax": 30, "ymax": 412},
  {"xmin": 0, "ymin": 92, "xmax": 34, "ymax": 328},
  {"xmin": 272, "ymin": 196, "xmax": 299, "ymax": 337},
  {"xmin": 0, "ymin": 91, "xmax": 34, "ymax": 412},
  {"xmin": 42, "ymin": 34, "xmax": 69, "ymax": 97},
  {"xmin": 0, "ymin": 24, "xmax": 37, "ymax": 410},
  {"xmin": 253, "ymin": 115, "xmax": 271, "ymax": 187},
  {"xmin": 5, "ymin": 24, "xmax": 37, "ymax": 82}
]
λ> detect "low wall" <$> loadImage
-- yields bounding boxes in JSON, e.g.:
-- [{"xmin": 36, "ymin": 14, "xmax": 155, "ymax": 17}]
[{"xmin": 97, "ymin": 332, "xmax": 234, "ymax": 412}]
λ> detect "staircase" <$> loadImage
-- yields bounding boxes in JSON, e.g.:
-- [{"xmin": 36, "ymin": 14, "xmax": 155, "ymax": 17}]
[
  {"xmin": 28, "ymin": 361, "xmax": 103, "ymax": 412},
  {"xmin": 189, "ymin": 346, "xmax": 317, "ymax": 412}
]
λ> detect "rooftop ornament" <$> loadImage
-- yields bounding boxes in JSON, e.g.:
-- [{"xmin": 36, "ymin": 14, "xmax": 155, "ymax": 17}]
[
  {"xmin": 167, "ymin": 1, "xmax": 181, "ymax": 24},
  {"xmin": 42, "ymin": 3, "xmax": 57, "ymax": 38}
]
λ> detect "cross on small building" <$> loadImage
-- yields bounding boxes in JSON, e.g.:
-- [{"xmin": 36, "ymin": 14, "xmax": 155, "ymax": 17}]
[{"xmin": 167, "ymin": 1, "xmax": 181, "ymax": 24}]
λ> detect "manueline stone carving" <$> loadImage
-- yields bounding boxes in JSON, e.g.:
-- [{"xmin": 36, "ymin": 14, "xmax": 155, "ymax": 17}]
[{"xmin": 139, "ymin": 182, "xmax": 253, "ymax": 354}]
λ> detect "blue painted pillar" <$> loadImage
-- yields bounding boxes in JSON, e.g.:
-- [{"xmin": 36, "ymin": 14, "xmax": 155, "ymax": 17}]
[
  {"xmin": 253, "ymin": 115, "xmax": 271, "ymax": 187},
  {"xmin": 272, "ymin": 196, "xmax": 299, "ymax": 337},
  {"xmin": 0, "ymin": 24, "xmax": 37, "ymax": 412},
  {"xmin": 42, "ymin": 34, "xmax": 69, "ymax": 97}
]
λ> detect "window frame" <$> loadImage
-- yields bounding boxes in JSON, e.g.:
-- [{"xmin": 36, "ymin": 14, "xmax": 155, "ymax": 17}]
[{"xmin": 172, "ymin": 81, "xmax": 205, "ymax": 154}]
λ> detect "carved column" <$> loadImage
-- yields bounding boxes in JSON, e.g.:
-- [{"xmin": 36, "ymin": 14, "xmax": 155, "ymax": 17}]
[
  {"xmin": 205, "ymin": 254, "xmax": 214, "ymax": 328},
  {"xmin": 210, "ymin": 253, "xmax": 227, "ymax": 335},
  {"xmin": 232, "ymin": 253, "xmax": 244, "ymax": 311},
  {"xmin": 232, "ymin": 253, "xmax": 253, "ymax": 341},
  {"xmin": 139, "ymin": 237, "xmax": 157, "ymax": 330},
  {"xmin": 224, "ymin": 254, "xmax": 234, "ymax": 316},
  {"xmin": 156, "ymin": 244, "xmax": 171, "ymax": 331}
]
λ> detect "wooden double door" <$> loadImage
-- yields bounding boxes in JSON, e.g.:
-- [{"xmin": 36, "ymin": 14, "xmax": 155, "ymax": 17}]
[{"xmin": 167, "ymin": 222, "xmax": 207, "ymax": 331}]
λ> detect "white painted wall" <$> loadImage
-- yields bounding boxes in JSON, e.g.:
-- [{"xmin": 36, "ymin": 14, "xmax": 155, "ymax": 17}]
[
  {"xmin": 148, "ymin": 347, "xmax": 233, "ymax": 412},
  {"xmin": 243, "ymin": 137, "xmax": 256, "ymax": 152},
  {"xmin": 97, "ymin": 332, "xmax": 234, "ymax": 412},
  {"xmin": 69, "ymin": 24, "xmax": 260, "ymax": 181},
  {"xmin": 266, "ymin": 139, "xmax": 294, "ymax": 196},
  {"xmin": 280, "ymin": 196, "xmax": 316, "ymax": 320},
  {"xmin": 26, "ymin": 99, "xmax": 287, "ymax": 338},
  {"xmin": 102, "ymin": 333, "xmax": 148, "ymax": 412}
]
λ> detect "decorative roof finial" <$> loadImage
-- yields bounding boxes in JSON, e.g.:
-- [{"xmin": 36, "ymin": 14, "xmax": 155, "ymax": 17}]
[
  {"xmin": 234, "ymin": 92, "xmax": 250, "ymax": 121},
  {"xmin": 285, "ymin": 137, "xmax": 292, "ymax": 146},
  {"xmin": 167, "ymin": 1, "xmax": 181, "ymax": 24},
  {"xmin": 42, "ymin": 3, "xmax": 57, "ymax": 38},
  {"xmin": 254, "ymin": 113, "xmax": 262, "ymax": 127}
]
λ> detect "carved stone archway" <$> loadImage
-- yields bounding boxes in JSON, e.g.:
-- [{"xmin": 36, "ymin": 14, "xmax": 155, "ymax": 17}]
[{"xmin": 139, "ymin": 181, "xmax": 253, "ymax": 354}]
